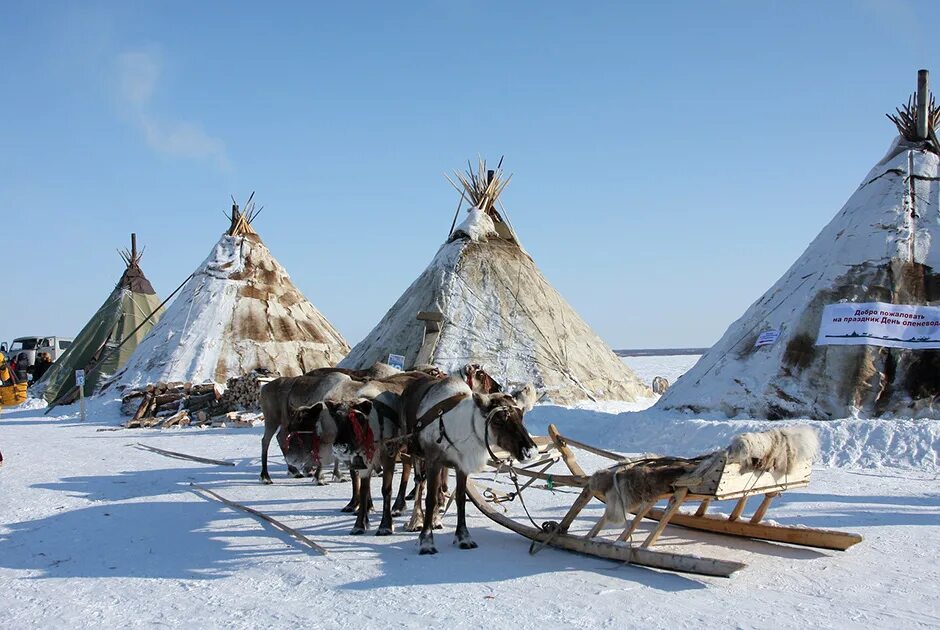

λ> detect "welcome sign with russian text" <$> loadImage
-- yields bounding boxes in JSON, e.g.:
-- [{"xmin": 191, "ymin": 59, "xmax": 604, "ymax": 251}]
[{"xmin": 816, "ymin": 302, "xmax": 940, "ymax": 349}]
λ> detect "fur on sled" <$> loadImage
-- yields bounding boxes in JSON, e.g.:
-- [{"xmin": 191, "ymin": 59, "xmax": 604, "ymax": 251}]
[
  {"xmin": 590, "ymin": 426, "xmax": 819, "ymax": 525},
  {"xmin": 590, "ymin": 456, "xmax": 707, "ymax": 525},
  {"xmin": 726, "ymin": 426, "xmax": 819, "ymax": 475}
]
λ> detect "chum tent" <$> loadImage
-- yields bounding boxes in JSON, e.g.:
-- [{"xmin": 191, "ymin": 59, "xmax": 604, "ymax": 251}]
[
  {"xmin": 38, "ymin": 234, "xmax": 165, "ymax": 403},
  {"xmin": 112, "ymin": 196, "xmax": 349, "ymax": 389},
  {"xmin": 658, "ymin": 71, "xmax": 940, "ymax": 419},
  {"xmin": 340, "ymin": 160, "xmax": 651, "ymax": 405}
]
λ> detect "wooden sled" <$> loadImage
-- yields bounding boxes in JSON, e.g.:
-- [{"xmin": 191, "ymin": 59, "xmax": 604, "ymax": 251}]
[
  {"xmin": 540, "ymin": 424, "xmax": 863, "ymax": 552},
  {"xmin": 472, "ymin": 424, "xmax": 861, "ymax": 578},
  {"xmin": 474, "ymin": 436, "xmax": 745, "ymax": 577},
  {"xmin": 465, "ymin": 478, "xmax": 745, "ymax": 577}
]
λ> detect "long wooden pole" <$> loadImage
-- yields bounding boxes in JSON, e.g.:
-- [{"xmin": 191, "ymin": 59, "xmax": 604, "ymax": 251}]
[
  {"xmin": 917, "ymin": 69, "xmax": 929, "ymax": 140},
  {"xmin": 190, "ymin": 483, "xmax": 328, "ymax": 555},
  {"xmin": 135, "ymin": 443, "xmax": 235, "ymax": 466}
]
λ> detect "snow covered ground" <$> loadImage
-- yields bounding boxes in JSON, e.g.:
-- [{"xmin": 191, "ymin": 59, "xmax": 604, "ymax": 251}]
[{"xmin": 1, "ymin": 356, "xmax": 939, "ymax": 628}]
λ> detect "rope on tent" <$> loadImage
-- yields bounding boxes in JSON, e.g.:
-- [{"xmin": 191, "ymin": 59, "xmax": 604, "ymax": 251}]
[
  {"xmin": 45, "ymin": 271, "xmax": 196, "ymax": 413},
  {"xmin": 479, "ymin": 254, "xmax": 597, "ymax": 400},
  {"xmin": 451, "ymin": 261, "xmax": 583, "ymax": 395},
  {"xmin": 691, "ymin": 270, "xmax": 823, "ymax": 386}
]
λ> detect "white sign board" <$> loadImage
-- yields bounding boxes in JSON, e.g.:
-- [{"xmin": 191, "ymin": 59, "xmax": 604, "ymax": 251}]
[
  {"xmin": 387, "ymin": 354, "xmax": 406, "ymax": 371},
  {"xmin": 816, "ymin": 302, "xmax": 940, "ymax": 349},
  {"xmin": 75, "ymin": 369, "xmax": 86, "ymax": 386},
  {"xmin": 755, "ymin": 330, "xmax": 780, "ymax": 347}
]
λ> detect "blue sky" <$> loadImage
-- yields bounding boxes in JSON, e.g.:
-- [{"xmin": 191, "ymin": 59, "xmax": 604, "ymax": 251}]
[{"xmin": 1, "ymin": 1, "xmax": 935, "ymax": 349}]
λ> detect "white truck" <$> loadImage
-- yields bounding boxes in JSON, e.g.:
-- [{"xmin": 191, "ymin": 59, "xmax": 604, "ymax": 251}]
[{"xmin": 4, "ymin": 336, "xmax": 73, "ymax": 381}]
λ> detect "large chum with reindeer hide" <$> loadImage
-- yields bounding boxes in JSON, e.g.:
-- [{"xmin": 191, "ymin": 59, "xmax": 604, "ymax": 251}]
[
  {"xmin": 659, "ymin": 72, "xmax": 940, "ymax": 420},
  {"xmin": 113, "ymin": 198, "xmax": 349, "ymax": 389},
  {"xmin": 340, "ymin": 161, "xmax": 650, "ymax": 405},
  {"xmin": 37, "ymin": 234, "xmax": 166, "ymax": 404}
]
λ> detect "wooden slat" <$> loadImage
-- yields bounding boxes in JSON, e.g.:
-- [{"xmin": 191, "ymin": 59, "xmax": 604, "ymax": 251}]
[
  {"xmin": 642, "ymin": 488, "xmax": 689, "ymax": 547},
  {"xmin": 558, "ymin": 486, "xmax": 594, "ymax": 532},
  {"xmin": 714, "ymin": 460, "xmax": 811, "ymax": 499},
  {"xmin": 750, "ymin": 492, "xmax": 778, "ymax": 524},
  {"xmin": 642, "ymin": 509, "xmax": 863, "ymax": 551},
  {"xmin": 498, "ymin": 466, "xmax": 589, "ymax": 488},
  {"xmin": 618, "ymin": 500, "xmax": 655, "ymax": 542},
  {"xmin": 695, "ymin": 499, "xmax": 711, "ymax": 517},
  {"xmin": 550, "ymin": 428, "xmax": 626, "ymax": 460},
  {"xmin": 728, "ymin": 496, "xmax": 749, "ymax": 522}
]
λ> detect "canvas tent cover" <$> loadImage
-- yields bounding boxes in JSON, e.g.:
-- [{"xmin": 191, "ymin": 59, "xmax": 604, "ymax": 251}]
[
  {"xmin": 38, "ymin": 255, "xmax": 164, "ymax": 403},
  {"xmin": 113, "ymin": 208, "xmax": 349, "ymax": 389},
  {"xmin": 341, "ymin": 164, "xmax": 650, "ymax": 405},
  {"xmin": 658, "ymin": 135, "xmax": 940, "ymax": 419}
]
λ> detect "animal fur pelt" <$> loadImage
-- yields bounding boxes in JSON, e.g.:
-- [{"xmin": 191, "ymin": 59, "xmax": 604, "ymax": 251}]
[
  {"xmin": 590, "ymin": 456, "xmax": 707, "ymax": 525},
  {"xmin": 726, "ymin": 426, "xmax": 819, "ymax": 474}
]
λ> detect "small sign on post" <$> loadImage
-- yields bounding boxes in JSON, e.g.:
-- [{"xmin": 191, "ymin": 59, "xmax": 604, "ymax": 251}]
[
  {"xmin": 75, "ymin": 369, "xmax": 86, "ymax": 422},
  {"xmin": 387, "ymin": 354, "xmax": 406, "ymax": 371}
]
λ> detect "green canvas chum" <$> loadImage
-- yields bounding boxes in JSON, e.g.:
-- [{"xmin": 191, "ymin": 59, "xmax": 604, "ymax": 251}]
[{"xmin": 36, "ymin": 235, "xmax": 165, "ymax": 404}]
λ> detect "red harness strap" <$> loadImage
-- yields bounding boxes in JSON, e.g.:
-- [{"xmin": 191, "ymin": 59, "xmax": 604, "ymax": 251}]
[{"xmin": 349, "ymin": 410, "xmax": 376, "ymax": 461}]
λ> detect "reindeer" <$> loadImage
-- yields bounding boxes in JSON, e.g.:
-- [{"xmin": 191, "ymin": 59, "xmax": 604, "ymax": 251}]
[
  {"xmin": 396, "ymin": 364, "xmax": 504, "ymax": 519},
  {"xmin": 260, "ymin": 365, "xmax": 397, "ymax": 484},
  {"xmin": 399, "ymin": 375, "xmax": 538, "ymax": 554}
]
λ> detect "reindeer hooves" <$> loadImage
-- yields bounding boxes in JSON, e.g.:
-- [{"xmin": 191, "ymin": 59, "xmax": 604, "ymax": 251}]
[
  {"xmin": 260, "ymin": 475, "xmax": 273, "ymax": 485},
  {"xmin": 350, "ymin": 526, "xmax": 367, "ymax": 535},
  {"xmin": 376, "ymin": 525, "xmax": 394, "ymax": 536},
  {"xmin": 419, "ymin": 536, "xmax": 438, "ymax": 555},
  {"xmin": 455, "ymin": 538, "xmax": 478, "ymax": 550},
  {"xmin": 341, "ymin": 503, "xmax": 357, "ymax": 513}
]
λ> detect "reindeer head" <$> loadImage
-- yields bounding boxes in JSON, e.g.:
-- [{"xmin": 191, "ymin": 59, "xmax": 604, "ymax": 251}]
[
  {"xmin": 473, "ymin": 383, "xmax": 537, "ymax": 462},
  {"xmin": 284, "ymin": 401, "xmax": 326, "ymax": 475},
  {"xmin": 326, "ymin": 399, "xmax": 375, "ymax": 464},
  {"xmin": 464, "ymin": 363, "xmax": 503, "ymax": 393}
]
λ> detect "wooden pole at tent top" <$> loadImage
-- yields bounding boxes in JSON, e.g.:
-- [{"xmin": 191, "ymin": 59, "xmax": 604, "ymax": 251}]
[
  {"xmin": 917, "ymin": 69, "xmax": 929, "ymax": 140},
  {"xmin": 131, "ymin": 233, "xmax": 137, "ymax": 261}
]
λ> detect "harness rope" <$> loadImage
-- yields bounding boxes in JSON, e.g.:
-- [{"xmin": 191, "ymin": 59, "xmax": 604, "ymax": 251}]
[{"xmin": 479, "ymin": 411, "xmax": 561, "ymax": 555}]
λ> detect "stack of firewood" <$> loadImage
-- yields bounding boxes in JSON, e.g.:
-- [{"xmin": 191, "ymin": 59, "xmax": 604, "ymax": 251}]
[
  {"xmin": 119, "ymin": 371, "xmax": 276, "ymax": 430},
  {"xmin": 121, "ymin": 382, "xmax": 223, "ymax": 428},
  {"xmin": 218, "ymin": 369, "xmax": 277, "ymax": 412}
]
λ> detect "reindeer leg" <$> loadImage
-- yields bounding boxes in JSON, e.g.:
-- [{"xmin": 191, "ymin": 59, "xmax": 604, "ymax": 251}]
[
  {"xmin": 377, "ymin": 453, "xmax": 396, "ymax": 536},
  {"xmin": 453, "ymin": 470, "xmax": 477, "ymax": 549},
  {"xmin": 314, "ymin": 442, "xmax": 333, "ymax": 485},
  {"xmin": 392, "ymin": 456, "xmax": 412, "ymax": 516},
  {"xmin": 342, "ymin": 469, "xmax": 360, "ymax": 513},
  {"xmin": 260, "ymin": 425, "xmax": 277, "ymax": 484},
  {"xmin": 332, "ymin": 458, "xmax": 349, "ymax": 483},
  {"xmin": 351, "ymin": 470, "xmax": 372, "ymax": 535},
  {"xmin": 419, "ymin": 461, "xmax": 441, "ymax": 555},
  {"xmin": 432, "ymin": 467, "xmax": 446, "ymax": 529},
  {"xmin": 437, "ymin": 467, "xmax": 449, "ymax": 514},
  {"xmin": 406, "ymin": 476, "xmax": 426, "ymax": 532}
]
